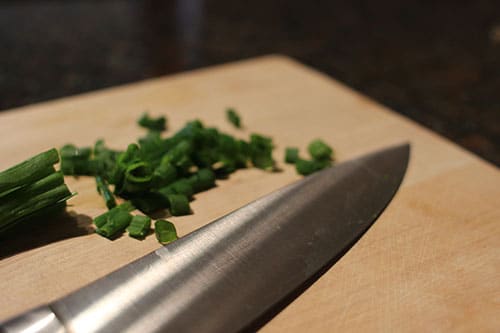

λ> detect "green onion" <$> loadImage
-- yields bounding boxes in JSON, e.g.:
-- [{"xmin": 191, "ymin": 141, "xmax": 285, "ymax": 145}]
[
  {"xmin": 96, "ymin": 209, "xmax": 133, "ymax": 238},
  {"xmin": 192, "ymin": 149, "xmax": 218, "ymax": 168},
  {"xmin": 138, "ymin": 112, "xmax": 167, "ymax": 132},
  {"xmin": 308, "ymin": 139, "xmax": 333, "ymax": 161},
  {"xmin": 130, "ymin": 192, "xmax": 168, "ymax": 214},
  {"xmin": 0, "ymin": 149, "xmax": 74, "ymax": 237},
  {"xmin": 284, "ymin": 147, "xmax": 300, "ymax": 164},
  {"xmin": 290, "ymin": 140, "xmax": 334, "ymax": 176},
  {"xmin": 60, "ymin": 144, "xmax": 92, "ymax": 160},
  {"xmin": 0, "ymin": 148, "xmax": 59, "ymax": 196},
  {"xmin": 162, "ymin": 141, "xmax": 193, "ymax": 167},
  {"xmin": 0, "ymin": 201, "xmax": 67, "ymax": 236},
  {"xmin": 152, "ymin": 161, "xmax": 178, "ymax": 188},
  {"xmin": 127, "ymin": 215, "xmax": 151, "ymax": 238},
  {"xmin": 226, "ymin": 108, "xmax": 242, "ymax": 128},
  {"xmin": 93, "ymin": 202, "xmax": 135, "ymax": 229},
  {"xmin": 93, "ymin": 140, "xmax": 120, "ymax": 178},
  {"xmin": 95, "ymin": 176, "xmax": 116, "ymax": 209},
  {"xmin": 60, "ymin": 159, "xmax": 99, "ymax": 176},
  {"xmin": 175, "ymin": 156, "xmax": 194, "ymax": 176},
  {"xmin": 155, "ymin": 219, "xmax": 178, "ymax": 244},
  {"xmin": 111, "ymin": 143, "xmax": 140, "ymax": 187},
  {"xmin": 295, "ymin": 159, "xmax": 324, "ymax": 176},
  {"xmin": 159, "ymin": 179, "xmax": 194, "ymax": 199},
  {"xmin": 94, "ymin": 202, "xmax": 135, "ymax": 238},
  {"xmin": 249, "ymin": 134, "xmax": 275, "ymax": 170},
  {"xmin": 139, "ymin": 131, "xmax": 169, "ymax": 164},
  {"xmin": 60, "ymin": 110, "xmax": 336, "ymax": 244},
  {"xmin": 0, "ymin": 184, "xmax": 72, "ymax": 228},
  {"xmin": 1, "ymin": 172, "xmax": 64, "ymax": 206},
  {"xmin": 187, "ymin": 168, "xmax": 216, "ymax": 193},
  {"xmin": 212, "ymin": 157, "xmax": 237, "ymax": 177},
  {"xmin": 60, "ymin": 144, "xmax": 97, "ymax": 176},
  {"xmin": 166, "ymin": 194, "xmax": 191, "ymax": 216},
  {"xmin": 122, "ymin": 161, "xmax": 153, "ymax": 194}
]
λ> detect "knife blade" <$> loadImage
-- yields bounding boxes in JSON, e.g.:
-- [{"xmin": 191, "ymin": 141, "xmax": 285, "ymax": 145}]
[{"xmin": 1, "ymin": 143, "xmax": 410, "ymax": 333}]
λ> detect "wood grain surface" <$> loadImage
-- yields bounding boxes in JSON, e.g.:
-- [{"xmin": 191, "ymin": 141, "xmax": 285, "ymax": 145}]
[{"xmin": 0, "ymin": 55, "xmax": 498, "ymax": 332}]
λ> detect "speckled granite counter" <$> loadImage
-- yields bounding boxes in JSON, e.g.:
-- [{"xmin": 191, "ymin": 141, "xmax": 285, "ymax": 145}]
[{"xmin": 0, "ymin": 0, "xmax": 498, "ymax": 165}]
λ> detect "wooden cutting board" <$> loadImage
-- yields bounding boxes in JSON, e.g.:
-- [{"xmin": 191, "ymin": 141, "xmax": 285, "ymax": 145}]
[{"xmin": 0, "ymin": 55, "xmax": 498, "ymax": 332}]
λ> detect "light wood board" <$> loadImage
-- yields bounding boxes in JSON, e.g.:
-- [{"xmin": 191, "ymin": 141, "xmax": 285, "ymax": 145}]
[{"xmin": 0, "ymin": 55, "xmax": 498, "ymax": 332}]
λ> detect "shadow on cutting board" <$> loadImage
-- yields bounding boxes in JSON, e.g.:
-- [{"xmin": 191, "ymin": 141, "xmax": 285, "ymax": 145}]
[{"xmin": 0, "ymin": 211, "xmax": 93, "ymax": 259}]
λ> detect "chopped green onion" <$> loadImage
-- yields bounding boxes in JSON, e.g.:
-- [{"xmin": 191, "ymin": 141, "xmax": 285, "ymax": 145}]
[
  {"xmin": 226, "ymin": 108, "xmax": 242, "ymax": 128},
  {"xmin": 93, "ymin": 140, "xmax": 120, "ymax": 177},
  {"xmin": 127, "ymin": 215, "xmax": 151, "ymax": 238},
  {"xmin": 60, "ymin": 144, "xmax": 92, "ymax": 160},
  {"xmin": 109, "ymin": 144, "xmax": 139, "ymax": 190},
  {"xmin": 192, "ymin": 149, "xmax": 218, "ymax": 168},
  {"xmin": 159, "ymin": 179, "xmax": 194, "ymax": 199},
  {"xmin": 130, "ymin": 192, "xmax": 168, "ymax": 214},
  {"xmin": 295, "ymin": 159, "xmax": 324, "ymax": 176},
  {"xmin": 61, "ymin": 159, "xmax": 99, "ymax": 176},
  {"xmin": 93, "ymin": 202, "xmax": 135, "ymax": 229},
  {"xmin": 96, "ymin": 209, "xmax": 133, "ymax": 238},
  {"xmin": 284, "ymin": 147, "xmax": 300, "ymax": 164},
  {"xmin": 187, "ymin": 168, "xmax": 216, "ymax": 192},
  {"xmin": 95, "ymin": 176, "xmax": 116, "ymax": 209},
  {"xmin": 60, "ymin": 144, "xmax": 97, "ymax": 176},
  {"xmin": 212, "ymin": 157, "xmax": 237, "ymax": 177},
  {"xmin": 308, "ymin": 139, "xmax": 333, "ymax": 161},
  {"xmin": 59, "ymin": 110, "xmax": 337, "ymax": 244},
  {"xmin": 295, "ymin": 158, "xmax": 332, "ymax": 176},
  {"xmin": 173, "ymin": 155, "xmax": 194, "ymax": 176},
  {"xmin": 139, "ymin": 131, "xmax": 169, "ymax": 163},
  {"xmin": 162, "ymin": 140, "xmax": 193, "ymax": 167},
  {"xmin": 249, "ymin": 134, "xmax": 275, "ymax": 170},
  {"xmin": 122, "ymin": 161, "xmax": 153, "ymax": 194},
  {"xmin": 166, "ymin": 194, "xmax": 191, "ymax": 216},
  {"xmin": 155, "ymin": 219, "xmax": 178, "ymax": 244},
  {"xmin": 138, "ymin": 112, "xmax": 167, "ymax": 132},
  {"xmin": 152, "ymin": 161, "xmax": 178, "ymax": 188}
]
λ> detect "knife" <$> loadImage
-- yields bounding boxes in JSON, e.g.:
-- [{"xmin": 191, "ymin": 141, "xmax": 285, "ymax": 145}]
[{"xmin": 1, "ymin": 143, "xmax": 410, "ymax": 333}]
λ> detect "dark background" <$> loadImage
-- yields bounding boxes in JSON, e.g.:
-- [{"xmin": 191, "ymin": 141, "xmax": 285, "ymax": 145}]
[{"xmin": 1, "ymin": 0, "xmax": 499, "ymax": 165}]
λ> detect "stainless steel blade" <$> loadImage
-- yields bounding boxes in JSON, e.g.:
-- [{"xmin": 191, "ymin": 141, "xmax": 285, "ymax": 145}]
[{"xmin": 1, "ymin": 143, "xmax": 410, "ymax": 333}]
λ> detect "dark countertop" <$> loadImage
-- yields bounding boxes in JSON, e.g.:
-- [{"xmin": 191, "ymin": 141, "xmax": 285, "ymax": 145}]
[{"xmin": 1, "ymin": 0, "xmax": 499, "ymax": 165}]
